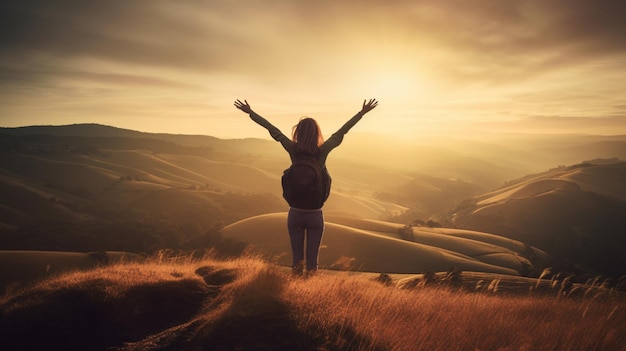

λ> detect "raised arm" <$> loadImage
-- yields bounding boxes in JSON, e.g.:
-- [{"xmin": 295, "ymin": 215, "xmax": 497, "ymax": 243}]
[
  {"xmin": 233, "ymin": 99, "xmax": 292, "ymax": 147},
  {"xmin": 321, "ymin": 99, "xmax": 378, "ymax": 155},
  {"xmin": 335, "ymin": 98, "xmax": 378, "ymax": 135}
]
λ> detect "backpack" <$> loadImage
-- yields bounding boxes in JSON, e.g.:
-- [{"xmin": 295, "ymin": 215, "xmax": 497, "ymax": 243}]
[{"xmin": 281, "ymin": 154, "xmax": 331, "ymax": 209}]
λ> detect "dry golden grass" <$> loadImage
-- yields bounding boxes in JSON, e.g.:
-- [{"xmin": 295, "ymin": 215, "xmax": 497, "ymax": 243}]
[
  {"xmin": 285, "ymin": 273, "xmax": 625, "ymax": 350},
  {"xmin": 1, "ymin": 253, "xmax": 624, "ymax": 351},
  {"xmin": 0, "ymin": 250, "xmax": 142, "ymax": 294}
]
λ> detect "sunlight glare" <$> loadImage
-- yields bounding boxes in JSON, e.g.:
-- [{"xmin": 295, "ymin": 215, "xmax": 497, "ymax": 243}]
[{"xmin": 370, "ymin": 72, "xmax": 419, "ymax": 100}]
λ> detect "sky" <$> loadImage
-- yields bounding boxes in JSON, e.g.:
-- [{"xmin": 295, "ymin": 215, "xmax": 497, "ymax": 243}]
[{"xmin": 1, "ymin": 0, "xmax": 625, "ymax": 139}]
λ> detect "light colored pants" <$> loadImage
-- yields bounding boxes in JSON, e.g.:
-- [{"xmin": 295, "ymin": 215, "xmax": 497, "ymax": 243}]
[{"xmin": 287, "ymin": 208, "xmax": 324, "ymax": 274}]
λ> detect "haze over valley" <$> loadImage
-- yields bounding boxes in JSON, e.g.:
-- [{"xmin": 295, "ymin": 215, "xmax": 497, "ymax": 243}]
[{"xmin": 1, "ymin": 124, "xmax": 625, "ymax": 284}]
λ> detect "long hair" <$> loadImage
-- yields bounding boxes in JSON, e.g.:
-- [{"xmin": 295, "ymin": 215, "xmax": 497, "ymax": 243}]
[{"xmin": 292, "ymin": 117, "xmax": 324, "ymax": 155}]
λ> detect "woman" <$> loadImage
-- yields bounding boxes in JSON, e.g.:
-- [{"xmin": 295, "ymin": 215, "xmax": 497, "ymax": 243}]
[{"xmin": 234, "ymin": 98, "xmax": 378, "ymax": 276}]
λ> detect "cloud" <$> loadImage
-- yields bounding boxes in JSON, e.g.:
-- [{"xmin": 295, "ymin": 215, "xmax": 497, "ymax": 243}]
[
  {"xmin": 391, "ymin": 0, "xmax": 626, "ymax": 84},
  {"xmin": 3, "ymin": 1, "xmax": 624, "ymax": 73},
  {"xmin": 1, "ymin": 0, "xmax": 625, "ymax": 136},
  {"xmin": 2, "ymin": 1, "xmax": 625, "ymax": 85},
  {"xmin": 0, "ymin": 1, "xmax": 236, "ymax": 69}
]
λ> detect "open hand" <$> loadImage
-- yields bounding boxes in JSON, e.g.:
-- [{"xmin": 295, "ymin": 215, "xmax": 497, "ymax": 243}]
[
  {"xmin": 360, "ymin": 98, "xmax": 378, "ymax": 114},
  {"xmin": 234, "ymin": 99, "xmax": 253, "ymax": 114}
]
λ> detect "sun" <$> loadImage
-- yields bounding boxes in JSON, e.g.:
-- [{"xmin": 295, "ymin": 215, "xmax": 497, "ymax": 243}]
[
  {"xmin": 371, "ymin": 72, "xmax": 420, "ymax": 99},
  {"xmin": 353, "ymin": 62, "xmax": 432, "ymax": 105}
]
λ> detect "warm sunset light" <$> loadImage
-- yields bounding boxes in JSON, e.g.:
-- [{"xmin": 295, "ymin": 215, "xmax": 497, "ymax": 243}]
[
  {"xmin": 2, "ymin": 4, "xmax": 626, "ymax": 350},
  {"xmin": 1, "ymin": 1, "xmax": 625, "ymax": 138}
]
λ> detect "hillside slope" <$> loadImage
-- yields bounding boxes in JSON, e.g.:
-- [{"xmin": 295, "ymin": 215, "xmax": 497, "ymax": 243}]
[
  {"xmin": 222, "ymin": 213, "xmax": 549, "ymax": 276},
  {"xmin": 0, "ymin": 124, "xmax": 492, "ymax": 246},
  {"xmin": 449, "ymin": 160, "xmax": 626, "ymax": 278},
  {"xmin": 2, "ymin": 124, "xmax": 624, "ymax": 278}
]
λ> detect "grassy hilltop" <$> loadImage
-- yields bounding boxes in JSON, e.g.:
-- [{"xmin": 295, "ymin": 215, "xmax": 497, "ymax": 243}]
[{"xmin": 1, "ymin": 254, "xmax": 624, "ymax": 351}]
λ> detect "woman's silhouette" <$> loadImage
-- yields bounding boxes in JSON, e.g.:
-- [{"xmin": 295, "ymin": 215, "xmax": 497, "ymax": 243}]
[{"xmin": 234, "ymin": 98, "xmax": 378, "ymax": 276}]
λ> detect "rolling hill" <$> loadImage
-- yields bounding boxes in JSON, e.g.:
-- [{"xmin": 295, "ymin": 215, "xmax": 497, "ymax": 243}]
[
  {"xmin": 1, "ymin": 124, "xmax": 625, "ymax": 279},
  {"xmin": 449, "ymin": 160, "xmax": 626, "ymax": 278},
  {"xmin": 0, "ymin": 123, "xmax": 494, "ymax": 245},
  {"xmin": 221, "ymin": 213, "xmax": 549, "ymax": 276}
]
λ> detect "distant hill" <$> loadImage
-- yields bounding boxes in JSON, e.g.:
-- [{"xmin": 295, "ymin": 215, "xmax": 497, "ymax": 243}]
[
  {"xmin": 0, "ymin": 123, "xmax": 493, "ymax": 224},
  {"xmin": 0, "ymin": 123, "xmax": 282, "ymax": 155},
  {"xmin": 0, "ymin": 124, "xmax": 415, "ymax": 252},
  {"xmin": 448, "ymin": 160, "xmax": 626, "ymax": 278}
]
